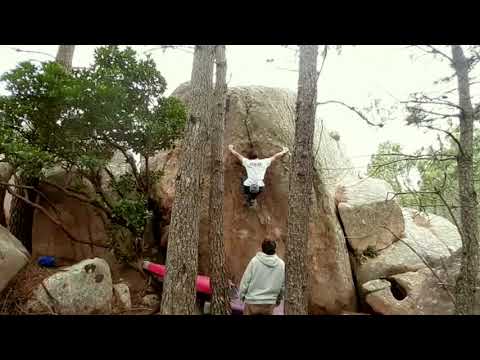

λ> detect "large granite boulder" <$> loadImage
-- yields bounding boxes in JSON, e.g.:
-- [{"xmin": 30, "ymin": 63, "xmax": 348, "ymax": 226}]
[{"xmin": 149, "ymin": 84, "xmax": 358, "ymax": 314}]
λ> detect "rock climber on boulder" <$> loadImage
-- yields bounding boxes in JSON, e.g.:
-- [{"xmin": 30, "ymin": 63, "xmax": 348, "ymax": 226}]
[{"xmin": 228, "ymin": 144, "xmax": 289, "ymax": 207}]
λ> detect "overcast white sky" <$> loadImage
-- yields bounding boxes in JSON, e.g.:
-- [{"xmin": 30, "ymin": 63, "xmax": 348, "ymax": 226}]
[{"xmin": 1, "ymin": 45, "xmax": 477, "ymax": 174}]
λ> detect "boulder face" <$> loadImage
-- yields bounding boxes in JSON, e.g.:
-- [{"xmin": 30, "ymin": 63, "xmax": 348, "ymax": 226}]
[
  {"xmin": 353, "ymin": 208, "xmax": 462, "ymax": 286},
  {"xmin": 27, "ymin": 257, "xmax": 113, "ymax": 315},
  {"xmin": 354, "ymin": 208, "xmax": 462, "ymax": 315},
  {"xmin": 0, "ymin": 225, "xmax": 30, "ymax": 293},
  {"xmin": 336, "ymin": 178, "xmax": 405, "ymax": 254},
  {"xmin": 32, "ymin": 171, "xmax": 111, "ymax": 263},
  {"xmin": 151, "ymin": 84, "xmax": 358, "ymax": 314},
  {"xmin": 30, "ymin": 150, "xmax": 131, "ymax": 263},
  {"xmin": 362, "ymin": 268, "xmax": 456, "ymax": 315}
]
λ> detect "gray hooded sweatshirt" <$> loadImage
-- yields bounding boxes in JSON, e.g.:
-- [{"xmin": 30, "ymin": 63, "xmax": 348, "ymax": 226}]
[{"xmin": 239, "ymin": 252, "xmax": 285, "ymax": 305}]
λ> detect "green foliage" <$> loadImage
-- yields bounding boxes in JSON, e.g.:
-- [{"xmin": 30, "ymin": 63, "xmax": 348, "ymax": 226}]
[
  {"xmin": 367, "ymin": 142, "xmax": 418, "ymax": 208},
  {"xmin": 368, "ymin": 130, "xmax": 480, "ymax": 221},
  {"xmin": 112, "ymin": 198, "xmax": 151, "ymax": 236},
  {"xmin": 0, "ymin": 46, "xmax": 187, "ymax": 259}
]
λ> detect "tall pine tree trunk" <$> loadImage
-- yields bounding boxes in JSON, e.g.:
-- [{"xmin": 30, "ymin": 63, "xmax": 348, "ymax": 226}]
[
  {"xmin": 8, "ymin": 45, "xmax": 75, "ymax": 252},
  {"xmin": 160, "ymin": 45, "xmax": 215, "ymax": 315},
  {"xmin": 56, "ymin": 45, "xmax": 75, "ymax": 71},
  {"xmin": 285, "ymin": 45, "xmax": 319, "ymax": 315},
  {"xmin": 452, "ymin": 45, "xmax": 479, "ymax": 314},
  {"xmin": 208, "ymin": 45, "xmax": 231, "ymax": 315}
]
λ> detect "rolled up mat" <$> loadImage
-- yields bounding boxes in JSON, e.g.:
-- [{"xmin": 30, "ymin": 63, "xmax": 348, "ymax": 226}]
[
  {"xmin": 38, "ymin": 256, "xmax": 56, "ymax": 268},
  {"xmin": 143, "ymin": 261, "xmax": 212, "ymax": 295}
]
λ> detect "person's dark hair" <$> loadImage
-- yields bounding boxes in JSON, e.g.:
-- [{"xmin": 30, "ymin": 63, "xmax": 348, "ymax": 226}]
[
  {"xmin": 247, "ymin": 149, "xmax": 258, "ymax": 159},
  {"xmin": 261, "ymin": 239, "xmax": 276, "ymax": 255}
]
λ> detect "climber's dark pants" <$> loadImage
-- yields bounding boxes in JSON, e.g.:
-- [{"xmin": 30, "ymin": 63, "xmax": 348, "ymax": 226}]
[{"xmin": 241, "ymin": 177, "xmax": 264, "ymax": 203}]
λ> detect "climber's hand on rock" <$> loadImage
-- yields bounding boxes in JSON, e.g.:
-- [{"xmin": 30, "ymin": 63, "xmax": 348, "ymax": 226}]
[
  {"xmin": 282, "ymin": 146, "xmax": 289, "ymax": 154},
  {"xmin": 228, "ymin": 144, "xmax": 234, "ymax": 151}
]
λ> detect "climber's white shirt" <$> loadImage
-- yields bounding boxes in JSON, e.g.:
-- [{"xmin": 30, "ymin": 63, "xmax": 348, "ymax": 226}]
[{"xmin": 242, "ymin": 158, "xmax": 272, "ymax": 187}]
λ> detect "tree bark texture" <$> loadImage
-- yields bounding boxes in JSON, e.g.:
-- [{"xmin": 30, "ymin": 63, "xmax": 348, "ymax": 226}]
[
  {"xmin": 0, "ymin": 187, "xmax": 6, "ymax": 227},
  {"xmin": 160, "ymin": 45, "xmax": 215, "ymax": 315},
  {"xmin": 285, "ymin": 45, "xmax": 319, "ymax": 315},
  {"xmin": 55, "ymin": 45, "xmax": 75, "ymax": 71},
  {"xmin": 9, "ymin": 175, "xmax": 39, "ymax": 253},
  {"xmin": 207, "ymin": 45, "xmax": 231, "ymax": 315},
  {"xmin": 451, "ymin": 45, "xmax": 479, "ymax": 315},
  {"xmin": 0, "ymin": 164, "xmax": 13, "ymax": 227}
]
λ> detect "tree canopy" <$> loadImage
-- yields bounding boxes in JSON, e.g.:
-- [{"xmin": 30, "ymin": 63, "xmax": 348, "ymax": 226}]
[{"xmin": 0, "ymin": 45, "xmax": 187, "ymax": 259}]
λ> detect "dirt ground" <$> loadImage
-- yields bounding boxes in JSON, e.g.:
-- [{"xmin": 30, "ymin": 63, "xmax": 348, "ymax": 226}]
[{"xmin": 0, "ymin": 260, "xmax": 159, "ymax": 315}]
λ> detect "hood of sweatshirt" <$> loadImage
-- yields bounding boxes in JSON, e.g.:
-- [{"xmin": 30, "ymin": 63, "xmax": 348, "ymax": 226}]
[{"xmin": 255, "ymin": 252, "xmax": 280, "ymax": 268}]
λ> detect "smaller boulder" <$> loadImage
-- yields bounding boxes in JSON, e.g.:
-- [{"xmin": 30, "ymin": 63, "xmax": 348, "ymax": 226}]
[
  {"xmin": 27, "ymin": 257, "xmax": 113, "ymax": 315},
  {"xmin": 113, "ymin": 283, "xmax": 131, "ymax": 311},
  {"xmin": 336, "ymin": 178, "xmax": 404, "ymax": 254},
  {"xmin": 142, "ymin": 294, "xmax": 160, "ymax": 308},
  {"xmin": 0, "ymin": 225, "xmax": 30, "ymax": 293}
]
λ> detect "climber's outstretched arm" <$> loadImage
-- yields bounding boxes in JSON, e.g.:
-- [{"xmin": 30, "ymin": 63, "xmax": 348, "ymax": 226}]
[
  {"xmin": 228, "ymin": 144, "xmax": 246, "ymax": 162},
  {"xmin": 270, "ymin": 146, "xmax": 290, "ymax": 162}
]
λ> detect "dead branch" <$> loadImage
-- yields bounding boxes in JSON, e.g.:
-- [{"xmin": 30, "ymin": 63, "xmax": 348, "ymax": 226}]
[
  {"xmin": 5, "ymin": 185, "xmax": 108, "ymax": 249},
  {"xmin": 435, "ymin": 189, "xmax": 463, "ymax": 239},
  {"xmin": 414, "ymin": 45, "xmax": 454, "ymax": 64},
  {"xmin": 375, "ymin": 153, "xmax": 456, "ymax": 161},
  {"xmin": 443, "ymin": 81, "xmax": 480, "ymax": 95},
  {"xmin": 143, "ymin": 46, "xmax": 194, "ymax": 55},
  {"xmin": 403, "ymin": 99, "xmax": 463, "ymax": 112},
  {"xmin": 317, "ymin": 100, "xmax": 384, "ymax": 128},
  {"xmin": 386, "ymin": 191, "xmax": 439, "ymax": 202},
  {"xmin": 317, "ymin": 46, "xmax": 328, "ymax": 81},
  {"xmin": 102, "ymin": 136, "xmax": 144, "ymax": 191},
  {"xmin": 41, "ymin": 180, "xmax": 113, "ymax": 216},
  {"xmin": 102, "ymin": 167, "xmax": 125, "ymax": 198},
  {"xmin": 404, "ymin": 106, "xmax": 459, "ymax": 119},
  {"xmin": 7, "ymin": 47, "xmax": 56, "ymax": 59},
  {"xmin": 0, "ymin": 181, "xmax": 62, "ymax": 218},
  {"xmin": 421, "ymin": 124, "xmax": 464, "ymax": 156}
]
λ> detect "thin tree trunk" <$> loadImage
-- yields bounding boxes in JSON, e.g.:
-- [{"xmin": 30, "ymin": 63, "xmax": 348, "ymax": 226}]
[
  {"xmin": 0, "ymin": 163, "xmax": 13, "ymax": 227},
  {"xmin": 0, "ymin": 187, "xmax": 6, "ymax": 227},
  {"xmin": 160, "ymin": 45, "xmax": 215, "ymax": 315},
  {"xmin": 285, "ymin": 45, "xmax": 319, "ymax": 315},
  {"xmin": 452, "ymin": 45, "xmax": 479, "ymax": 315},
  {"xmin": 56, "ymin": 45, "xmax": 75, "ymax": 71},
  {"xmin": 9, "ymin": 176, "xmax": 38, "ymax": 252},
  {"xmin": 207, "ymin": 45, "xmax": 231, "ymax": 315},
  {"xmin": 8, "ymin": 45, "xmax": 76, "ymax": 252}
]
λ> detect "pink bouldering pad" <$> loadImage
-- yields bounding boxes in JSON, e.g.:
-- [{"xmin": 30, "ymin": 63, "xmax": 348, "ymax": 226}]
[
  {"xmin": 143, "ymin": 260, "xmax": 284, "ymax": 315},
  {"xmin": 143, "ymin": 261, "xmax": 212, "ymax": 295}
]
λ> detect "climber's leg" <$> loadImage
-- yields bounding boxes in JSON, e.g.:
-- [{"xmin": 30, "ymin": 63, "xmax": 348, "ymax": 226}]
[
  {"xmin": 243, "ymin": 185, "xmax": 254, "ymax": 206},
  {"xmin": 243, "ymin": 186, "xmax": 264, "ymax": 207},
  {"xmin": 241, "ymin": 176, "xmax": 252, "ymax": 205}
]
